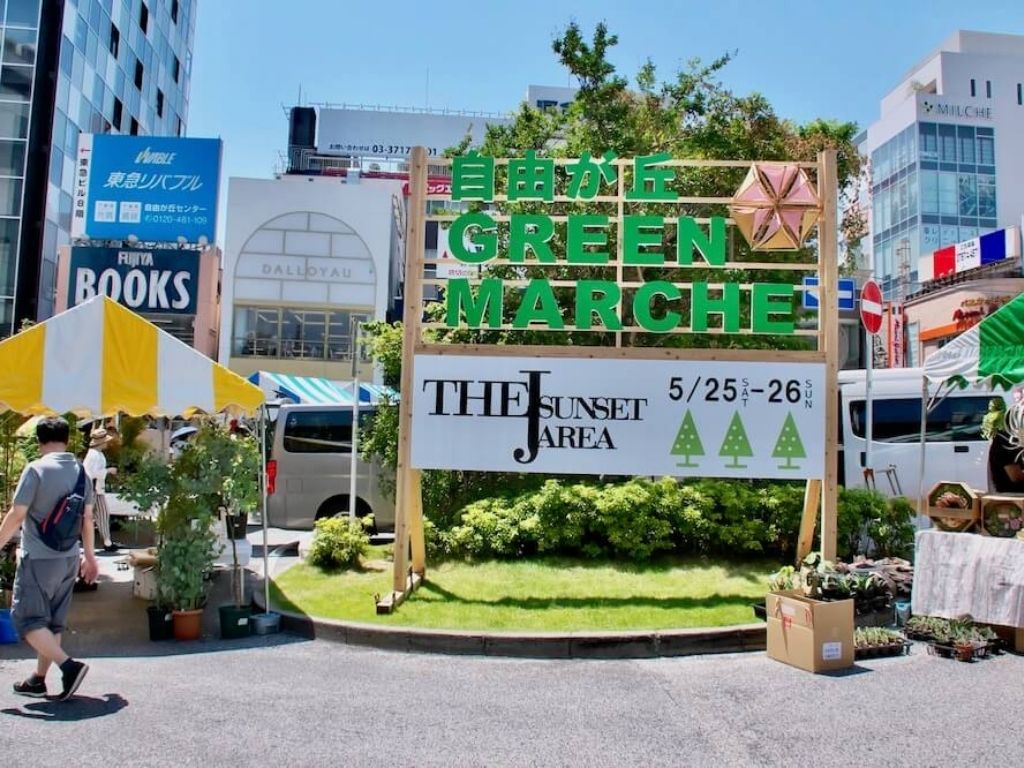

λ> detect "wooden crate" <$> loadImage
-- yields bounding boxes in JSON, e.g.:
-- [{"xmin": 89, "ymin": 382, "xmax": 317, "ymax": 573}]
[
  {"xmin": 980, "ymin": 494, "xmax": 1024, "ymax": 537},
  {"xmin": 927, "ymin": 481, "xmax": 982, "ymax": 533}
]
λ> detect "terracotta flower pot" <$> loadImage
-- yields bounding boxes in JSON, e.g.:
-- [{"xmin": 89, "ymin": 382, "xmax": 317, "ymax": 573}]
[{"xmin": 172, "ymin": 608, "xmax": 204, "ymax": 641}]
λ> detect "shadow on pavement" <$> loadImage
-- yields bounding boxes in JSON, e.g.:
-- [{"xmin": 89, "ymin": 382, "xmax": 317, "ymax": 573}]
[{"xmin": 2, "ymin": 693, "xmax": 129, "ymax": 721}]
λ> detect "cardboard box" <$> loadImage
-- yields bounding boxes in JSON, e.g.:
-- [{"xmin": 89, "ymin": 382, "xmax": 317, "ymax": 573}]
[
  {"xmin": 133, "ymin": 566, "xmax": 157, "ymax": 601},
  {"xmin": 766, "ymin": 590, "xmax": 854, "ymax": 673}
]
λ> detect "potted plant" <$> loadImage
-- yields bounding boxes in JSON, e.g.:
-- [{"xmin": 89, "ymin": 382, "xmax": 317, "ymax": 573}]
[
  {"xmin": 123, "ymin": 422, "xmax": 249, "ymax": 642},
  {"xmin": 195, "ymin": 428, "xmax": 261, "ymax": 640}
]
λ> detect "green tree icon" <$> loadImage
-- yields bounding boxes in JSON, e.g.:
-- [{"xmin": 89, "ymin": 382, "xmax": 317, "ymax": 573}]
[
  {"xmin": 719, "ymin": 411, "xmax": 754, "ymax": 468},
  {"xmin": 670, "ymin": 410, "xmax": 704, "ymax": 467},
  {"xmin": 772, "ymin": 412, "xmax": 807, "ymax": 470}
]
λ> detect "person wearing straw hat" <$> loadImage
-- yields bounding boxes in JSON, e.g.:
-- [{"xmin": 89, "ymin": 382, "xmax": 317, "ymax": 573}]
[{"xmin": 83, "ymin": 428, "xmax": 118, "ymax": 553}]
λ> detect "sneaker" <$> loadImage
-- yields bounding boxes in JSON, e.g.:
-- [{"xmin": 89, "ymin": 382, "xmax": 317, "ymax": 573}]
[
  {"xmin": 58, "ymin": 660, "xmax": 89, "ymax": 701},
  {"xmin": 13, "ymin": 676, "xmax": 47, "ymax": 698}
]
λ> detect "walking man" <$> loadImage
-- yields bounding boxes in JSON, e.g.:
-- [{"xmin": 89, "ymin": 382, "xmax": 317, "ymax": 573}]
[
  {"xmin": 0, "ymin": 416, "xmax": 97, "ymax": 700},
  {"xmin": 84, "ymin": 427, "xmax": 118, "ymax": 552}
]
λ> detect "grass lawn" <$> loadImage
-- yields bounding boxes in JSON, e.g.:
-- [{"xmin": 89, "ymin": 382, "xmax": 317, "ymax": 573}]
[{"xmin": 270, "ymin": 548, "xmax": 777, "ymax": 632}]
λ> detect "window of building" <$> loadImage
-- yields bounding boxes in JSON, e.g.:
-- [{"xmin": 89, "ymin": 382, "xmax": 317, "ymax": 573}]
[
  {"xmin": 232, "ymin": 306, "xmax": 371, "ymax": 362},
  {"xmin": 977, "ymin": 176, "xmax": 997, "ymax": 218},
  {"xmin": 938, "ymin": 124, "xmax": 957, "ymax": 164},
  {"xmin": 958, "ymin": 174, "xmax": 977, "ymax": 216},
  {"xmin": 976, "ymin": 134, "xmax": 995, "ymax": 166},
  {"xmin": 171, "ymin": 0, "xmax": 179, "ymax": 24},
  {"xmin": 970, "ymin": 79, "xmax": 976, "ymax": 97},
  {"xmin": 0, "ymin": 66, "xmax": 32, "ymax": 101},
  {"xmin": 6, "ymin": 0, "xmax": 42, "ymax": 28},
  {"xmin": 937, "ymin": 172, "xmax": 957, "ymax": 216},
  {"xmin": 3, "ymin": 28, "xmax": 36, "ymax": 66},
  {"xmin": 156, "ymin": 88, "xmax": 164, "ymax": 118},
  {"xmin": 109, "ymin": 23, "xmax": 120, "ymax": 58},
  {"xmin": 0, "ymin": 178, "xmax": 23, "ymax": 216},
  {"xmin": 957, "ymin": 126, "xmax": 975, "ymax": 165},
  {"xmin": 130, "ymin": 117, "xmax": 139, "ymax": 136},
  {"xmin": 176, "ymin": 115, "xmax": 183, "ymax": 136},
  {"xmin": 1019, "ymin": 83, "xmax": 1023, "ymax": 105},
  {"xmin": 0, "ymin": 140, "xmax": 26, "ymax": 177},
  {"xmin": 986, "ymin": 80, "xmax": 992, "ymax": 99},
  {"xmin": 918, "ymin": 123, "xmax": 938, "ymax": 162},
  {"xmin": 0, "ymin": 102, "xmax": 30, "ymax": 138},
  {"xmin": 134, "ymin": 59, "xmax": 144, "ymax": 90},
  {"xmin": 0, "ymin": 218, "xmax": 19, "ymax": 296},
  {"xmin": 139, "ymin": 2, "xmax": 149, "ymax": 34},
  {"xmin": 172, "ymin": 55, "xmax": 181, "ymax": 83}
]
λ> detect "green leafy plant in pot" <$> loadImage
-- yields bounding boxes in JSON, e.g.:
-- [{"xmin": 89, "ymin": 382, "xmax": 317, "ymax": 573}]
[
  {"xmin": 157, "ymin": 500, "xmax": 216, "ymax": 641},
  {"xmin": 215, "ymin": 432, "xmax": 261, "ymax": 639},
  {"xmin": 123, "ymin": 421, "xmax": 256, "ymax": 641}
]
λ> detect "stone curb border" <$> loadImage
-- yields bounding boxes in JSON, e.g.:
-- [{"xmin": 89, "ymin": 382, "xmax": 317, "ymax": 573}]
[{"xmin": 253, "ymin": 590, "xmax": 766, "ymax": 659}]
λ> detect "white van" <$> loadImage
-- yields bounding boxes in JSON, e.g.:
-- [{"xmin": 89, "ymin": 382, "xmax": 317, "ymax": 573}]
[
  {"xmin": 266, "ymin": 403, "xmax": 395, "ymax": 532},
  {"xmin": 838, "ymin": 367, "xmax": 1010, "ymax": 498}
]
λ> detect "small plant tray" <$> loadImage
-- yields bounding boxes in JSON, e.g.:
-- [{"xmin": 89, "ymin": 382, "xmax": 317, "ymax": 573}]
[
  {"xmin": 927, "ymin": 641, "xmax": 995, "ymax": 661},
  {"xmin": 855, "ymin": 641, "xmax": 911, "ymax": 660}
]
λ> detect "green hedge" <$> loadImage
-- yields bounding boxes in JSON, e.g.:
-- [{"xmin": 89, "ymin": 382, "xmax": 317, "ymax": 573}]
[{"xmin": 428, "ymin": 479, "xmax": 914, "ymax": 563}]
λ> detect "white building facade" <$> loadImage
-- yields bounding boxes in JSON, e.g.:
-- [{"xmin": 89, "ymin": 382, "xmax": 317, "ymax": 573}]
[{"xmin": 856, "ymin": 31, "xmax": 1024, "ymax": 299}]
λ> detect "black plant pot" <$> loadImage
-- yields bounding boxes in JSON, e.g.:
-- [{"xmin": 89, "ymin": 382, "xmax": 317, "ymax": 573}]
[
  {"xmin": 224, "ymin": 513, "xmax": 249, "ymax": 540},
  {"xmin": 752, "ymin": 601, "xmax": 767, "ymax": 621},
  {"xmin": 147, "ymin": 605, "xmax": 174, "ymax": 642},
  {"xmin": 219, "ymin": 604, "xmax": 252, "ymax": 639}
]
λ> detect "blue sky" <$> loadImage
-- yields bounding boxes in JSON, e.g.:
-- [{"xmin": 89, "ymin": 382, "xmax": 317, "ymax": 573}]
[{"xmin": 187, "ymin": 0, "xmax": 1024, "ymax": 219}]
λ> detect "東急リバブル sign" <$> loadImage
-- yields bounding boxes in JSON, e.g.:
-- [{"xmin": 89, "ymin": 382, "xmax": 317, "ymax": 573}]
[
  {"xmin": 411, "ymin": 355, "xmax": 825, "ymax": 479},
  {"xmin": 73, "ymin": 135, "xmax": 222, "ymax": 244},
  {"xmin": 69, "ymin": 245, "xmax": 199, "ymax": 314}
]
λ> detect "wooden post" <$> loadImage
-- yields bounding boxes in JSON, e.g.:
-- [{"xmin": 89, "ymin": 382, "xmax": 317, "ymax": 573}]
[
  {"xmin": 818, "ymin": 150, "xmax": 840, "ymax": 562},
  {"xmin": 389, "ymin": 146, "xmax": 428, "ymax": 598},
  {"xmin": 796, "ymin": 478, "xmax": 821, "ymax": 563}
]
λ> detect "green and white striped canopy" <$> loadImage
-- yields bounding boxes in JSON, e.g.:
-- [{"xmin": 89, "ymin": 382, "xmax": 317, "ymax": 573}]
[{"xmin": 923, "ymin": 292, "xmax": 1024, "ymax": 388}]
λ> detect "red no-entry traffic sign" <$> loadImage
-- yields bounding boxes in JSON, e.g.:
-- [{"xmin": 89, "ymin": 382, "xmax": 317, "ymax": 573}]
[{"xmin": 861, "ymin": 280, "xmax": 883, "ymax": 335}]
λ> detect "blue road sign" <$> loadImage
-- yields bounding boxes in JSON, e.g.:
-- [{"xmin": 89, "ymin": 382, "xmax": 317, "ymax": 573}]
[{"xmin": 802, "ymin": 277, "xmax": 857, "ymax": 311}]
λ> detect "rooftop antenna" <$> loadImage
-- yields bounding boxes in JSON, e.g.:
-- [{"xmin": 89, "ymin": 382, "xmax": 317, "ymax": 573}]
[{"xmin": 425, "ymin": 67, "xmax": 430, "ymax": 108}]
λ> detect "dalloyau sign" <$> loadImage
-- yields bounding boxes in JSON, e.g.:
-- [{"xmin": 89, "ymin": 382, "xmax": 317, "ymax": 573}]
[
  {"xmin": 69, "ymin": 245, "xmax": 199, "ymax": 314},
  {"xmin": 412, "ymin": 355, "xmax": 825, "ymax": 479}
]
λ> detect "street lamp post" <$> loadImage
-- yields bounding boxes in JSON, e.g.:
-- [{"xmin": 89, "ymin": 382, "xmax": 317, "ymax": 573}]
[{"xmin": 348, "ymin": 319, "xmax": 361, "ymax": 521}]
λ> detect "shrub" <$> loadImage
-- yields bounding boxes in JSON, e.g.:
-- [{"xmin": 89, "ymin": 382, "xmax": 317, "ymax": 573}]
[
  {"xmin": 867, "ymin": 496, "xmax": 916, "ymax": 558},
  {"xmin": 427, "ymin": 478, "xmax": 915, "ymax": 563},
  {"xmin": 308, "ymin": 517, "xmax": 371, "ymax": 571}
]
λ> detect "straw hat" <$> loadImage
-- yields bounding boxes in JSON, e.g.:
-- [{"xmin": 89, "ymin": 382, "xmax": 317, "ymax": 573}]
[{"xmin": 89, "ymin": 428, "xmax": 112, "ymax": 448}]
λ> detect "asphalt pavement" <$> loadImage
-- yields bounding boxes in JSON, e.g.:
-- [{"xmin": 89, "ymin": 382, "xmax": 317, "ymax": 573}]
[
  {"xmin": 2, "ymin": 531, "xmax": 1020, "ymax": 766},
  {"xmin": 2, "ymin": 625, "xmax": 1022, "ymax": 766}
]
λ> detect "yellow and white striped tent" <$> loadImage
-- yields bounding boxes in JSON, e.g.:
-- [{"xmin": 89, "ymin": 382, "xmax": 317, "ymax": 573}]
[{"xmin": 0, "ymin": 295, "xmax": 262, "ymax": 417}]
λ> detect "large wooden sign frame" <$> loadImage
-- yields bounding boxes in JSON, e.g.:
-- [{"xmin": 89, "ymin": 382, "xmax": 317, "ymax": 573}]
[{"xmin": 379, "ymin": 146, "xmax": 839, "ymax": 612}]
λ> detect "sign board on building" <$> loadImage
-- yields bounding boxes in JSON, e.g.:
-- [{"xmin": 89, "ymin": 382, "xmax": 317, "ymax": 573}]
[
  {"xmin": 918, "ymin": 95, "xmax": 993, "ymax": 121},
  {"xmin": 917, "ymin": 226, "xmax": 1020, "ymax": 282},
  {"xmin": 412, "ymin": 355, "xmax": 825, "ymax": 479},
  {"xmin": 317, "ymin": 108, "xmax": 511, "ymax": 160},
  {"xmin": 69, "ymin": 245, "xmax": 199, "ymax": 314},
  {"xmin": 73, "ymin": 135, "xmax": 222, "ymax": 244},
  {"xmin": 435, "ymin": 223, "xmax": 480, "ymax": 280}
]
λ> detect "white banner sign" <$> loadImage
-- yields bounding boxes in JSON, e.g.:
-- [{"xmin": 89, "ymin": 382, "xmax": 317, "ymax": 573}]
[
  {"xmin": 317, "ymin": 108, "xmax": 511, "ymax": 159},
  {"xmin": 411, "ymin": 356, "xmax": 826, "ymax": 479}
]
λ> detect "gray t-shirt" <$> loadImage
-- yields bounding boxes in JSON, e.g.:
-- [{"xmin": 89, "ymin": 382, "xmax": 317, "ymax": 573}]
[{"xmin": 14, "ymin": 452, "xmax": 94, "ymax": 559}]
